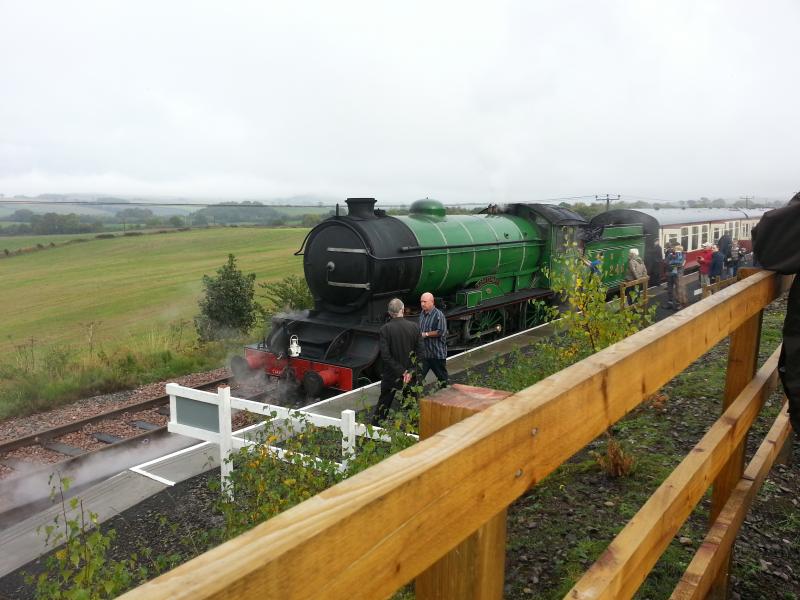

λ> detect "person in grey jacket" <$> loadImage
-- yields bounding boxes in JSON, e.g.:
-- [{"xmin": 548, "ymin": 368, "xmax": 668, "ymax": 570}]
[
  {"xmin": 625, "ymin": 248, "xmax": 648, "ymax": 305},
  {"xmin": 373, "ymin": 298, "xmax": 424, "ymax": 425}
]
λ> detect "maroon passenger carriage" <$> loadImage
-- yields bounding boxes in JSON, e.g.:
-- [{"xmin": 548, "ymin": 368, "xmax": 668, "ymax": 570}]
[{"xmin": 592, "ymin": 207, "xmax": 769, "ymax": 280}]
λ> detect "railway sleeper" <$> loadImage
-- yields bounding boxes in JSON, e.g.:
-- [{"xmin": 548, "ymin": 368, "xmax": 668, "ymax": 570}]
[
  {"xmin": 131, "ymin": 420, "xmax": 161, "ymax": 431},
  {"xmin": 92, "ymin": 432, "xmax": 124, "ymax": 445},
  {"xmin": 41, "ymin": 440, "xmax": 86, "ymax": 457}
]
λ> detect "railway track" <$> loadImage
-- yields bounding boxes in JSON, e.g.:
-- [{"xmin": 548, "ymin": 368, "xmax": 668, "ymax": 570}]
[{"xmin": 0, "ymin": 376, "xmax": 231, "ymax": 475}]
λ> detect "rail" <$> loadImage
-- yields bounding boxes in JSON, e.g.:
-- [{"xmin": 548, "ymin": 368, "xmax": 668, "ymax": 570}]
[{"xmin": 120, "ymin": 268, "xmax": 792, "ymax": 600}]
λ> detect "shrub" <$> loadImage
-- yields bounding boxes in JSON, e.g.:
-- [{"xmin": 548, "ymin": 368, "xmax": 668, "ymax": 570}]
[
  {"xmin": 95, "ymin": 233, "xmax": 116, "ymax": 239},
  {"xmin": 194, "ymin": 254, "xmax": 261, "ymax": 342},
  {"xmin": 213, "ymin": 395, "xmax": 418, "ymax": 540},
  {"xmin": 540, "ymin": 247, "xmax": 656, "ymax": 370},
  {"xmin": 28, "ymin": 476, "xmax": 143, "ymax": 599},
  {"xmin": 591, "ymin": 434, "xmax": 636, "ymax": 478},
  {"xmin": 258, "ymin": 275, "xmax": 313, "ymax": 322}
]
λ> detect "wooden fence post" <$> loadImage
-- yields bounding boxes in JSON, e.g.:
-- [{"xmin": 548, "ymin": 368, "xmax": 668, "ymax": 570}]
[
  {"xmin": 416, "ymin": 384, "xmax": 512, "ymax": 600},
  {"xmin": 708, "ymin": 268, "xmax": 762, "ymax": 599}
]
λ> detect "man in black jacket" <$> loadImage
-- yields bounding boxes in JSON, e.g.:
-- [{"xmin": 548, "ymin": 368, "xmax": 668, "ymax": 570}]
[
  {"xmin": 752, "ymin": 191, "xmax": 800, "ymax": 433},
  {"xmin": 373, "ymin": 298, "xmax": 424, "ymax": 425}
]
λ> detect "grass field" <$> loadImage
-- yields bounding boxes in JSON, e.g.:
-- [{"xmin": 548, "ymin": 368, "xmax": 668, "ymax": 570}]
[
  {"xmin": 0, "ymin": 227, "xmax": 307, "ymax": 355},
  {"xmin": 0, "ymin": 233, "xmax": 98, "ymax": 252}
]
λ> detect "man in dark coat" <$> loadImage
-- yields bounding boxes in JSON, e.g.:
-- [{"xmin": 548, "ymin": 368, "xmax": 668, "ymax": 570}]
[
  {"xmin": 373, "ymin": 298, "xmax": 424, "ymax": 425},
  {"xmin": 710, "ymin": 244, "xmax": 725, "ymax": 283},
  {"xmin": 717, "ymin": 232, "xmax": 732, "ymax": 260},
  {"xmin": 752, "ymin": 191, "xmax": 800, "ymax": 433}
]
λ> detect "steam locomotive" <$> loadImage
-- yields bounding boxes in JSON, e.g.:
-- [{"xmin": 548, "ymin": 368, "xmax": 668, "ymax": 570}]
[{"xmin": 232, "ymin": 198, "xmax": 660, "ymax": 396}]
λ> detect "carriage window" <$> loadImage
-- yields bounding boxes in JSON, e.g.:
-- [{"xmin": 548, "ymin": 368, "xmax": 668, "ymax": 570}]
[
  {"xmin": 735, "ymin": 222, "xmax": 741, "ymax": 240},
  {"xmin": 691, "ymin": 226, "xmax": 699, "ymax": 250},
  {"xmin": 713, "ymin": 227, "xmax": 721, "ymax": 242},
  {"xmin": 681, "ymin": 227, "xmax": 689, "ymax": 251},
  {"xmin": 701, "ymin": 225, "xmax": 708, "ymax": 244}
]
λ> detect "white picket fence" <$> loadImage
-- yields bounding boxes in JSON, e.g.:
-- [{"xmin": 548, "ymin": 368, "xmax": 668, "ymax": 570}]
[{"xmin": 161, "ymin": 384, "xmax": 416, "ymax": 495}]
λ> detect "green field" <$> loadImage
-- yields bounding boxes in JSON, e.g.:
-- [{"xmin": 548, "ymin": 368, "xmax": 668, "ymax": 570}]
[
  {"xmin": 0, "ymin": 233, "xmax": 98, "ymax": 252},
  {"xmin": 0, "ymin": 228, "xmax": 307, "ymax": 354}
]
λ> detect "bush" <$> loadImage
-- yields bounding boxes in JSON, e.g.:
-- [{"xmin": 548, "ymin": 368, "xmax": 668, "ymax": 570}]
[
  {"xmin": 592, "ymin": 434, "xmax": 636, "ymax": 478},
  {"xmin": 194, "ymin": 254, "xmax": 261, "ymax": 342},
  {"xmin": 213, "ymin": 395, "xmax": 418, "ymax": 539},
  {"xmin": 258, "ymin": 275, "xmax": 313, "ymax": 322}
]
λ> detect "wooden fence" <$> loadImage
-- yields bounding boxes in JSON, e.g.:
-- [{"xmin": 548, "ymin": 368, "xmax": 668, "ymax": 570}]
[
  {"xmin": 702, "ymin": 273, "xmax": 740, "ymax": 298},
  {"xmin": 120, "ymin": 269, "xmax": 793, "ymax": 600},
  {"xmin": 618, "ymin": 275, "xmax": 649, "ymax": 308}
]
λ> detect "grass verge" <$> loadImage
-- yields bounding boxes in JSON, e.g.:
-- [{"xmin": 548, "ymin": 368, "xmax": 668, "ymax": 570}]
[{"xmin": 0, "ymin": 326, "xmax": 239, "ymax": 420}]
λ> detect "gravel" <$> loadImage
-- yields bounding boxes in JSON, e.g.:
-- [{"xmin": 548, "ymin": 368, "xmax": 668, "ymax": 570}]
[
  {"xmin": 0, "ymin": 368, "xmax": 230, "ymax": 478},
  {"xmin": 0, "ymin": 368, "xmax": 229, "ymax": 445}
]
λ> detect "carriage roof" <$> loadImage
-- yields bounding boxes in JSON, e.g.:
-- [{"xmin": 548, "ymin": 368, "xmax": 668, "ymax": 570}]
[{"xmin": 632, "ymin": 208, "xmax": 771, "ymax": 227}]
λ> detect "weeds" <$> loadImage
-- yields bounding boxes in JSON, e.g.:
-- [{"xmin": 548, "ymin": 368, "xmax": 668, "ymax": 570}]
[
  {"xmin": 27, "ymin": 475, "xmax": 142, "ymax": 599},
  {"xmin": 591, "ymin": 434, "xmax": 637, "ymax": 478},
  {"xmin": 213, "ymin": 396, "xmax": 418, "ymax": 541},
  {"xmin": 0, "ymin": 325, "xmax": 234, "ymax": 419}
]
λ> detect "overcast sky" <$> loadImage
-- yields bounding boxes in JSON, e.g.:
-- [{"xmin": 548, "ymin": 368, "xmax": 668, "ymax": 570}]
[{"xmin": 1, "ymin": 1, "xmax": 798, "ymax": 205}]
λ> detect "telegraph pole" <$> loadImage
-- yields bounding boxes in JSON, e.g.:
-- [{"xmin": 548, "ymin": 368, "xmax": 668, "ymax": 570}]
[
  {"xmin": 596, "ymin": 194, "xmax": 620, "ymax": 212},
  {"xmin": 740, "ymin": 195, "xmax": 754, "ymax": 209}
]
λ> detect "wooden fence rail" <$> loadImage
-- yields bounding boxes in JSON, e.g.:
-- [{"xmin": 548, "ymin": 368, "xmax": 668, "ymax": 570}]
[{"xmin": 120, "ymin": 269, "xmax": 790, "ymax": 600}]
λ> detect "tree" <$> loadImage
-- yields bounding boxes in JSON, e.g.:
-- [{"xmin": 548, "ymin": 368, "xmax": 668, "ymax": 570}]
[
  {"xmin": 9, "ymin": 209, "xmax": 34, "ymax": 222},
  {"xmin": 168, "ymin": 215, "xmax": 184, "ymax": 228},
  {"xmin": 194, "ymin": 254, "xmax": 261, "ymax": 342},
  {"xmin": 300, "ymin": 213, "xmax": 322, "ymax": 228},
  {"xmin": 117, "ymin": 208, "xmax": 154, "ymax": 222},
  {"xmin": 545, "ymin": 248, "xmax": 655, "ymax": 361}
]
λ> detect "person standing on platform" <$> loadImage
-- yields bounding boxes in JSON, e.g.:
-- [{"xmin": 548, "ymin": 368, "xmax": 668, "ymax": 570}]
[
  {"xmin": 752, "ymin": 191, "xmax": 800, "ymax": 433},
  {"xmin": 664, "ymin": 243, "xmax": 685, "ymax": 309},
  {"xmin": 652, "ymin": 242, "xmax": 664, "ymax": 282},
  {"xmin": 717, "ymin": 232, "xmax": 733, "ymax": 278},
  {"xmin": 697, "ymin": 242, "xmax": 713, "ymax": 287},
  {"xmin": 419, "ymin": 292, "xmax": 449, "ymax": 388},
  {"xmin": 373, "ymin": 298, "xmax": 423, "ymax": 425},
  {"xmin": 710, "ymin": 244, "xmax": 725, "ymax": 283},
  {"xmin": 624, "ymin": 248, "xmax": 648, "ymax": 305},
  {"xmin": 730, "ymin": 241, "xmax": 742, "ymax": 277}
]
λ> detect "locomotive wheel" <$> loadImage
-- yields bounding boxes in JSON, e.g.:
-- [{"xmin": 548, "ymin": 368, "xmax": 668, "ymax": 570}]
[
  {"xmin": 468, "ymin": 309, "xmax": 504, "ymax": 341},
  {"xmin": 323, "ymin": 329, "xmax": 353, "ymax": 360},
  {"xmin": 302, "ymin": 371, "xmax": 325, "ymax": 398},
  {"xmin": 524, "ymin": 299, "xmax": 550, "ymax": 329}
]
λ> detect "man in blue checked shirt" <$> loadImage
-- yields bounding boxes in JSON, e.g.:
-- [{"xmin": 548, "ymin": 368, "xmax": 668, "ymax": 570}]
[{"xmin": 419, "ymin": 292, "xmax": 449, "ymax": 388}]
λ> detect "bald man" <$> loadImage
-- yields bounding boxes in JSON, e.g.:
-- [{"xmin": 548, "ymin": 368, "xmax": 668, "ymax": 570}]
[{"xmin": 419, "ymin": 292, "xmax": 449, "ymax": 387}]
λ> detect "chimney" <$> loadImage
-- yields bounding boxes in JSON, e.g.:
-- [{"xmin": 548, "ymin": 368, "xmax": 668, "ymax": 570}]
[{"xmin": 345, "ymin": 198, "xmax": 377, "ymax": 219}]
